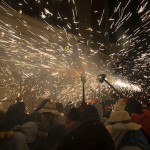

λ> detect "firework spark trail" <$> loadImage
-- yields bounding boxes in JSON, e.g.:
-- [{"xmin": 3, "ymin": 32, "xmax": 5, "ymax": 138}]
[
  {"xmin": 109, "ymin": 0, "xmax": 149, "ymax": 96},
  {"xmin": 0, "ymin": 2, "xmax": 103, "ymax": 110},
  {"xmin": 0, "ymin": 0, "xmax": 149, "ymax": 111},
  {"xmin": 98, "ymin": 9, "xmax": 105, "ymax": 26},
  {"xmin": 0, "ymin": 8, "xmax": 76, "ymax": 73},
  {"xmin": 110, "ymin": 0, "xmax": 149, "ymax": 54}
]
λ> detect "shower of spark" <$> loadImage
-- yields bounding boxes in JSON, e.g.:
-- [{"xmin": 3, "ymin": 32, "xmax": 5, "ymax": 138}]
[
  {"xmin": 0, "ymin": 1, "xmax": 111, "ymax": 111},
  {"xmin": 114, "ymin": 79, "xmax": 141, "ymax": 92},
  {"xmin": 0, "ymin": 0, "xmax": 149, "ymax": 111},
  {"xmin": 109, "ymin": 0, "xmax": 149, "ymax": 89}
]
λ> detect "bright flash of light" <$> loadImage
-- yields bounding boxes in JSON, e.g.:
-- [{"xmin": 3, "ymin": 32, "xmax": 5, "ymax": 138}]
[{"xmin": 115, "ymin": 80, "xmax": 141, "ymax": 92}]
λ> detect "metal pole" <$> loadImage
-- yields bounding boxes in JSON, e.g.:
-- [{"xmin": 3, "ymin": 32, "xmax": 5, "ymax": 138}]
[
  {"xmin": 82, "ymin": 81, "xmax": 85, "ymax": 102},
  {"xmin": 20, "ymin": 74, "xmax": 22, "ymax": 98},
  {"xmin": 104, "ymin": 79, "xmax": 124, "ymax": 98},
  {"xmin": 81, "ymin": 76, "xmax": 86, "ymax": 103},
  {"xmin": 79, "ymin": 76, "xmax": 86, "ymax": 110}
]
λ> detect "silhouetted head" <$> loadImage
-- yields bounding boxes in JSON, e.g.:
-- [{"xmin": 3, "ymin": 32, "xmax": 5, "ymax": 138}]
[
  {"xmin": 79, "ymin": 105, "xmax": 100, "ymax": 122},
  {"xmin": 56, "ymin": 102, "xmax": 64, "ymax": 113},
  {"xmin": 125, "ymin": 98, "xmax": 142, "ymax": 115},
  {"xmin": 68, "ymin": 108, "xmax": 80, "ymax": 121},
  {"xmin": 57, "ymin": 120, "xmax": 115, "ymax": 150}
]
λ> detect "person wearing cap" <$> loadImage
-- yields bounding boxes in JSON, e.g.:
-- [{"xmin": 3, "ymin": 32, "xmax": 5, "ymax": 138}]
[
  {"xmin": 31, "ymin": 102, "xmax": 66, "ymax": 150},
  {"xmin": 106, "ymin": 100, "xmax": 150, "ymax": 150},
  {"xmin": 125, "ymin": 98, "xmax": 150, "ymax": 143},
  {"xmin": 53, "ymin": 102, "xmax": 66, "ymax": 125},
  {"xmin": 39, "ymin": 102, "xmax": 62, "ymax": 132}
]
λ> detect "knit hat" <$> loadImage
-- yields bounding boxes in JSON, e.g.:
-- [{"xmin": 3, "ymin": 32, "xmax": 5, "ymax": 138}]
[
  {"xmin": 107, "ymin": 110, "xmax": 142, "ymax": 131},
  {"xmin": 113, "ymin": 99, "xmax": 126, "ymax": 111}
]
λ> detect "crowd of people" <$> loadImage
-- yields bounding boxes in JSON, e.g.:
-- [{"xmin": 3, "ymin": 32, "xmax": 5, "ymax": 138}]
[{"xmin": 0, "ymin": 91, "xmax": 150, "ymax": 150}]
